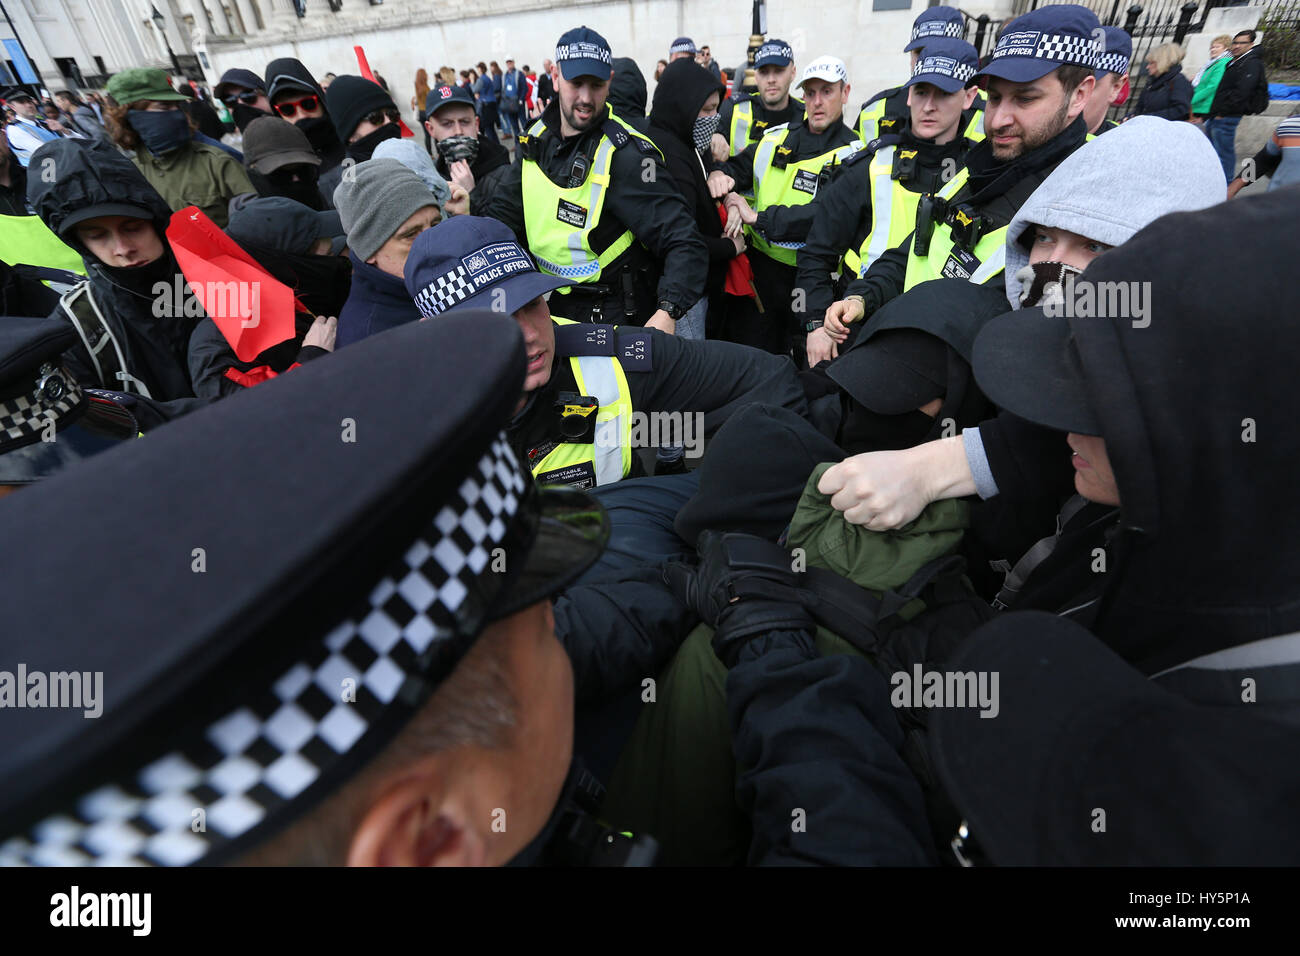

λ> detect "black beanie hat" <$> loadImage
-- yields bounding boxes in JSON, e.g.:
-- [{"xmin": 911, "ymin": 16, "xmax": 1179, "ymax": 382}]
[{"xmin": 324, "ymin": 75, "xmax": 396, "ymax": 141}]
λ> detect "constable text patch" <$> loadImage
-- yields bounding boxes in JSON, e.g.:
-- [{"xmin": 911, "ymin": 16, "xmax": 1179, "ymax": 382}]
[
  {"xmin": 557, "ymin": 199, "xmax": 588, "ymax": 228},
  {"xmin": 791, "ymin": 169, "xmax": 820, "ymax": 196},
  {"xmin": 537, "ymin": 461, "xmax": 598, "ymax": 489},
  {"xmin": 941, "ymin": 247, "xmax": 981, "ymax": 280}
]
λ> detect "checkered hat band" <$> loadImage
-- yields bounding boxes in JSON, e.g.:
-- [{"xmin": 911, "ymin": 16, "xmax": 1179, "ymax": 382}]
[
  {"xmin": 0, "ymin": 435, "xmax": 528, "ymax": 867},
  {"xmin": 414, "ymin": 263, "xmax": 477, "ymax": 317},
  {"xmin": 913, "ymin": 20, "xmax": 965, "ymax": 41},
  {"xmin": 1097, "ymin": 50, "xmax": 1130, "ymax": 74},
  {"xmin": 670, "ymin": 41, "xmax": 695, "ymax": 55},
  {"xmin": 992, "ymin": 31, "xmax": 1100, "ymax": 69},
  {"xmin": 556, "ymin": 41, "xmax": 612, "ymax": 65},
  {"xmin": 914, "ymin": 58, "xmax": 977, "ymax": 83},
  {"xmin": 758, "ymin": 44, "xmax": 793, "ymax": 60},
  {"xmin": 0, "ymin": 370, "xmax": 82, "ymax": 446}
]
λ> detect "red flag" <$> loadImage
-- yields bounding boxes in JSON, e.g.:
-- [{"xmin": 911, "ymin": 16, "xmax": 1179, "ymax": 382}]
[
  {"xmin": 355, "ymin": 45, "xmax": 415, "ymax": 138},
  {"xmin": 165, "ymin": 207, "xmax": 299, "ymax": 362}
]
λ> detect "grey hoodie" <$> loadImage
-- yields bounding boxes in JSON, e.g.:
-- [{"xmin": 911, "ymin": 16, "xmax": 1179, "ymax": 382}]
[{"xmin": 1002, "ymin": 116, "xmax": 1226, "ymax": 309}]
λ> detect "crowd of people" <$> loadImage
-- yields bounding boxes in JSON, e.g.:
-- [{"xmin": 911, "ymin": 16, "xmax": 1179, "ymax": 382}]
[{"xmin": 0, "ymin": 4, "xmax": 1297, "ymax": 869}]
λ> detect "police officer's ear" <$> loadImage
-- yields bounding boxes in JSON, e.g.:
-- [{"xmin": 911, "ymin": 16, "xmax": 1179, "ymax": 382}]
[
  {"xmin": 346, "ymin": 766, "xmax": 486, "ymax": 866},
  {"xmin": 962, "ymin": 86, "xmax": 978, "ymax": 110}
]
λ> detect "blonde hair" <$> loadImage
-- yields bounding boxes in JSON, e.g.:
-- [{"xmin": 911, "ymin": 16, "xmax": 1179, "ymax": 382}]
[
  {"xmin": 1211, "ymin": 34, "xmax": 1233, "ymax": 50},
  {"xmin": 1147, "ymin": 42, "xmax": 1185, "ymax": 77}
]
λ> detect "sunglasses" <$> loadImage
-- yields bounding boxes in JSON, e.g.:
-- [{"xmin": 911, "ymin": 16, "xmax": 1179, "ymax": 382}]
[
  {"xmin": 273, "ymin": 94, "xmax": 320, "ymax": 118},
  {"xmin": 361, "ymin": 107, "xmax": 401, "ymax": 128},
  {"xmin": 221, "ymin": 90, "xmax": 262, "ymax": 106}
]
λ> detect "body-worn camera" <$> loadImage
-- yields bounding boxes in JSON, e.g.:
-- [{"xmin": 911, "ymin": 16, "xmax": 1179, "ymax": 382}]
[{"xmin": 554, "ymin": 392, "xmax": 599, "ymax": 443}]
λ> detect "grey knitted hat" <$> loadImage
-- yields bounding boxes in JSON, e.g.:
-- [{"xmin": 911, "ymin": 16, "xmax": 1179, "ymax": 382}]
[{"xmin": 332, "ymin": 158, "xmax": 439, "ymax": 262}]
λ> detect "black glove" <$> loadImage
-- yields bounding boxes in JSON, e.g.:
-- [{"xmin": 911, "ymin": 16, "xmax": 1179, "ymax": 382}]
[{"xmin": 663, "ymin": 531, "xmax": 816, "ymax": 667}]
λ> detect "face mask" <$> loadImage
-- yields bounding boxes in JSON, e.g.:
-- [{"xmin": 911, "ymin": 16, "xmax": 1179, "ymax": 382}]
[
  {"xmin": 232, "ymin": 103, "xmax": 273, "ymax": 133},
  {"xmin": 1017, "ymin": 260, "xmax": 1084, "ymax": 308},
  {"xmin": 438, "ymin": 133, "xmax": 480, "ymax": 165},
  {"xmin": 346, "ymin": 122, "xmax": 401, "ymax": 163},
  {"xmin": 260, "ymin": 166, "xmax": 324, "ymax": 210},
  {"xmin": 295, "ymin": 115, "xmax": 340, "ymax": 154},
  {"xmin": 692, "ymin": 113, "xmax": 721, "ymax": 152},
  {"xmin": 128, "ymin": 109, "xmax": 191, "ymax": 156}
]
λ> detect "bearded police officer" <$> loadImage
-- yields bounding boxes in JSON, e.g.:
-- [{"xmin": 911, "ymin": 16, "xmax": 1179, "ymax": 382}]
[
  {"xmin": 856, "ymin": 6, "xmax": 984, "ymax": 146},
  {"xmin": 709, "ymin": 39, "xmax": 804, "ymax": 172},
  {"xmin": 800, "ymin": 39, "xmax": 982, "ymax": 365},
  {"xmin": 708, "ymin": 56, "xmax": 862, "ymax": 362},
  {"xmin": 403, "ymin": 215, "xmax": 807, "ymax": 490},
  {"xmin": 478, "ymin": 26, "xmax": 706, "ymax": 334},
  {"xmin": 826, "ymin": 5, "xmax": 1099, "ymax": 337}
]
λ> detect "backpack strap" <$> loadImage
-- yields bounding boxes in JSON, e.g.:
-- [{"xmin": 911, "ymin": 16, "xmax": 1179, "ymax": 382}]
[{"xmin": 59, "ymin": 284, "xmax": 153, "ymax": 399}]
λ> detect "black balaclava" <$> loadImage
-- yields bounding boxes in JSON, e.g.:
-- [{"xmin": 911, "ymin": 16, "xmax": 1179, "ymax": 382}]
[
  {"xmin": 250, "ymin": 167, "xmax": 326, "ymax": 211},
  {"xmin": 297, "ymin": 115, "xmax": 343, "ymax": 156},
  {"xmin": 345, "ymin": 122, "xmax": 401, "ymax": 163},
  {"xmin": 232, "ymin": 103, "xmax": 273, "ymax": 133}
]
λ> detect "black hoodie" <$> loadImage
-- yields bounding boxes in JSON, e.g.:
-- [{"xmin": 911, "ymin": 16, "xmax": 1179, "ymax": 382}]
[
  {"xmin": 609, "ymin": 57, "xmax": 648, "ymax": 123},
  {"xmin": 647, "ymin": 59, "xmax": 735, "ymax": 298},
  {"xmin": 27, "ymin": 139, "xmax": 200, "ymax": 402},
  {"xmin": 265, "ymin": 58, "xmax": 346, "ymax": 204},
  {"xmin": 987, "ymin": 189, "xmax": 1300, "ymax": 678}
]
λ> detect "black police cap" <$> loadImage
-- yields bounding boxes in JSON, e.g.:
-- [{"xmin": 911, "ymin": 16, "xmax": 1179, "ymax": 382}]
[{"xmin": 0, "ymin": 312, "xmax": 607, "ymax": 865}]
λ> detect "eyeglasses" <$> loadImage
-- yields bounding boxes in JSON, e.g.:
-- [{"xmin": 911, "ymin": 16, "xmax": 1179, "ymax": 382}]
[
  {"xmin": 273, "ymin": 94, "xmax": 320, "ymax": 118},
  {"xmin": 221, "ymin": 90, "xmax": 262, "ymax": 106},
  {"xmin": 361, "ymin": 107, "xmax": 401, "ymax": 128}
]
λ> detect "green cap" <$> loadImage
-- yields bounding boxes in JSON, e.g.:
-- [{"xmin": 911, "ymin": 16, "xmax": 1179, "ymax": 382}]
[{"xmin": 106, "ymin": 68, "xmax": 189, "ymax": 106}]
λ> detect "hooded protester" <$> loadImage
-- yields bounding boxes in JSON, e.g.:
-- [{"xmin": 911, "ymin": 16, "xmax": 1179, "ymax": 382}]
[
  {"xmin": 187, "ymin": 196, "xmax": 344, "ymax": 400},
  {"xmin": 646, "ymin": 59, "xmax": 739, "ymax": 307},
  {"xmin": 266, "ymin": 58, "xmax": 346, "ymax": 207},
  {"xmin": 214, "ymin": 67, "xmax": 274, "ymax": 134},
  {"xmin": 27, "ymin": 138, "xmax": 205, "ymax": 403},
  {"xmin": 970, "ymin": 188, "xmax": 1300, "ymax": 690},
  {"xmin": 332, "ymin": 158, "xmax": 442, "ymax": 347},
  {"xmin": 609, "ymin": 56, "xmax": 648, "ymax": 124},
  {"xmin": 104, "ymin": 68, "xmax": 254, "ymax": 229},
  {"xmin": 372, "ymin": 137, "xmax": 453, "ymax": 209},
  {"xmin": 818, "ymin": 118, "xmax": 1227, "ymax": 608},
  {"xmin": 238, "ymin": 115, "xmax": 329, "ymax": 211},
  {"xmin": 324, "ymin": 75, "xmax": 404, "ymax": 165}
]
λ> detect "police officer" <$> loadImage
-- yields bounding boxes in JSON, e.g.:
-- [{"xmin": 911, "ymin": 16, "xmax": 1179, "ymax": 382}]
[
  {"xmin": 855, "ymin": 6, "xmax": 984, "ymax": 146},
  {"xmin": 0, "ymin": 308, "xmax": 696, "ymax": 868},
  {"xmin": 798, "ymin": 39, "xmax": 982, "ymax": 365},
  {"xmin": 709, "ymin": 39, "xmax": 804, "ymax": 170},
  {"xmin": 477, "ymin": 26, "xmax": 706, "ymax": 333},
  {"xmin": 708, "ymin": 56, "xmax": 861, "ymax": 361},
  {"xmin": 826, "ymin": 5, "xmax": 1100, "ymax": 336},
  {"xmin": 1084, "ymin": 25, "xmax": 1133, "ymax": 134},
  {"xmin": 403, "ymin": 215, "xmax": 807, "ymax": 490}
]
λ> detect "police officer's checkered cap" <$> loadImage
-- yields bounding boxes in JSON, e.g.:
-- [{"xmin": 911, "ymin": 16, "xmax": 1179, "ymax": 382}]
[
  {"xmin": 911, "ymin": 8, "xmax": 965, "ymax": 42},
  {"xmin": 1096, "ymin": 49, "xmax": 1130, "ymax": 74},
  {"xmin": 912, "ymin": 55, "xmax": 978, "ymax": 85},
  {"xmin": 0, "ymin": 436, "xmax": 528, "ymax": 866},
  {"xmin": 984, "ymin": 7, "xmax": 1103, "ymax": 73}
]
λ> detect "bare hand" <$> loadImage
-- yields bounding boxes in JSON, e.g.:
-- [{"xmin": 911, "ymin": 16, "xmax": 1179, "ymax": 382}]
[
  {"xmin": 710, "ymin": 132, "xmax": 730, "ymax": 164},
  {"xmin": 806, "ymin": 327, "xmax": 838, "ymax": 366},
  {"xmin": 1226, "ymin": 177, "xmax": 1248, "ymax": 199},
  {"xmin": 446, "ymin": 183, "xmax": 471, "ymax": 217},
  {"xmin": 725, "ymin": 192, "xmax": 757, "ymax": 226},
  {"xmin": 303, "ymin": 314, "xmax": 338, "ymax": 352},
  {"xmin": 449, "ymin": 159, "xmax": 475, "ymax": 195},
  {"xmin": 824, "ymin": 297, "xmax": 865, "ymax": 339},
  {"xmin": 644, "ymin": 310, "xmax": 677, "ymax": 335},
  {"xmin": 707, "ymin": 171, "xmax": 735, "ymax": 200}
]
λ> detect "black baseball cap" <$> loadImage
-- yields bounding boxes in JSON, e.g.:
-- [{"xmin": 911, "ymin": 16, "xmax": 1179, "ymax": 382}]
[
  {"xmin": 0, "ymin": 313, "xmax": 607, "ymax": 865},
  {"xmin": 0, "ymin": 86, "xmax": 34, "ymax": 103},
  {"xmin": 976, "ymin": 5, "xmax": 1102, "ymax": 83},
  {"xmin": 931, "ymin": 611, "xmax": 1300, "ymax": 865},
  {"xmin": 214, "ymin": 68, "xmax": 266, "ymax": 100},
  {"xmin": 555, "ymin": 25, "xmax": 614, "ymax": 81},
  {"xmin": 405, "ymin": 215, "xmax": 568, "ymax": 318},
  {"xmin": 425, "ymin": 81, "xmax": 476, "ymax": 116},
  {"xmin": 905, "ymin": 6, "xmax": 966, "ymax": 52}
]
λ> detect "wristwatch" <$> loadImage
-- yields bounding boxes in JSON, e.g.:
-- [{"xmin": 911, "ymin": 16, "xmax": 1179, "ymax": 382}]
[{"xmin": 657, "ymin": 300, "xmax": 685, "ymax": 321}]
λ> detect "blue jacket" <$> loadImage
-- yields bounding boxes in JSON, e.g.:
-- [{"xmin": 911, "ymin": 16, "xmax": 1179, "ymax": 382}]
[
  {"xmin": 502, "ymin": 69, "xmax": 523, "ymax": 101},
  {"xmin": 479, "ymin": 73, "xmax": 500, "ymax": 104},
  {"xmin": 337, "ymin": 251, "xmax": 421, "ymax": 348}
]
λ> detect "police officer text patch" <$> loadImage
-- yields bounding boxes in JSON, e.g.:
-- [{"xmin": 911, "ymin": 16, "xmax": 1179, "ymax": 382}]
[
  {"xmin": 557, "ymin": 198, "xmax": 588, "ymax": 228},
  {"xmin": 942, "ymin": 247, "xmax": 982, "ymax": 280},
  {"xmin": 792, "ymin": 169, "xmax": 820, "ymax": 196},
  {"xmin": 537, "ymin": 461, "xmax": 597, "ymax": 489}
]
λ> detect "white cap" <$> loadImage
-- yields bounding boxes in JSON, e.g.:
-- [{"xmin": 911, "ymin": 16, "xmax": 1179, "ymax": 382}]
[{"xmin": 796, "ymin": 55, "xmax": 849, "ymax": 90}]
